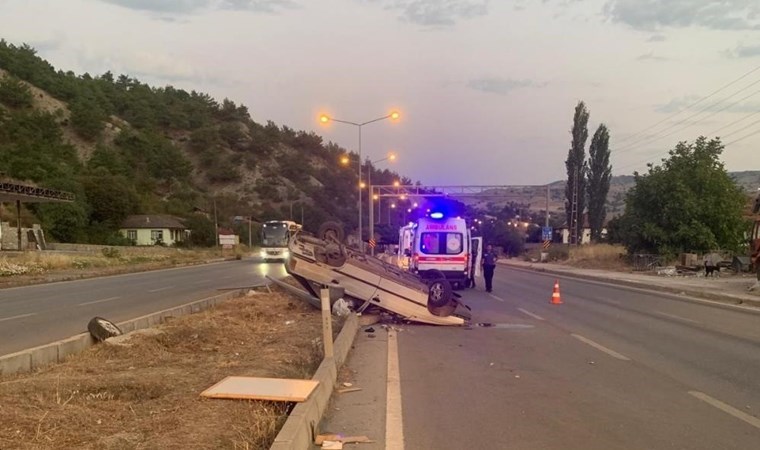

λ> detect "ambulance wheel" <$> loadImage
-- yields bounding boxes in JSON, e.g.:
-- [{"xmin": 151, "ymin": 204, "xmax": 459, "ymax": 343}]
[
  {"xmin": 427, "ymin": 275, "xmax": 453, "ymax": 308},
  {"xmin": 318, "ymin": 221, "xmax": 345, "ymax": 243}
]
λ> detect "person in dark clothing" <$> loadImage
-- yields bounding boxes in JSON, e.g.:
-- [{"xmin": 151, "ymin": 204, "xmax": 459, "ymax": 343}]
[{"xmin": 482, "ymin": 244, "xmax": 498, "ymax": 293}]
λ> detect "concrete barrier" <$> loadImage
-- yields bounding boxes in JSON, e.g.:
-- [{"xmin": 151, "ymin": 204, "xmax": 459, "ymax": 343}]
[
  {"xmin": 0, "ymin": 289, "xmax": 243, "ymax": 377},
  {"xmin": 270, "ymin": 313, "xmax": 360, "ymax": 450}
]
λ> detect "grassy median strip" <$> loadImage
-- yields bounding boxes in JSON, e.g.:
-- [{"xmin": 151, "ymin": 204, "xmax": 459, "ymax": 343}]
[{"xmin": 0, "ymin": 288, "xmax": 323, "ymax": 449}]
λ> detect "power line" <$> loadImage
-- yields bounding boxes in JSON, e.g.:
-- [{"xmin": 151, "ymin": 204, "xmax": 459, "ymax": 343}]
[
  {"xmin": 707, "ymin": 110, "xmax": 760, "ymax": 135},
  {"xmin": 724, "ymin": 127, "xmax": 760, "ymax": 146},
  {"xmin": 617, "ymin": 77, "xmax": 760, "ymax": 154},
  {"xmin": 720, "ymin": 118, "xmax": 760, "ymax": 139},
  {"xmin": 616, "ymin": 63, "xmax": 760, "ymax": 144}
]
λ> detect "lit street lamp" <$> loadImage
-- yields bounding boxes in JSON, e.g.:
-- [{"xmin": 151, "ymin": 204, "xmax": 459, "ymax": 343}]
[{"xmin": 319, "ymin": 111, "xmax": 400, "ymax": 251}]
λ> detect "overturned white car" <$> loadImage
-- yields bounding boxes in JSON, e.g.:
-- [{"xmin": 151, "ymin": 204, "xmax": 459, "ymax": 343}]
[{"xmin": 285, "ymin": 222, "xmax": 470, "ymax": 326}]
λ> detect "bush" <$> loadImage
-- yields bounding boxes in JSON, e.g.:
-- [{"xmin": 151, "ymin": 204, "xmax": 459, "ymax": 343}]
[{"xmin": 0, "ymin": 76, "xmax": 33, "ymax": 108}]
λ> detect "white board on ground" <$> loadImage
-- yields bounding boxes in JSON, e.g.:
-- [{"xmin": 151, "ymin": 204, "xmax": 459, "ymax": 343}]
[{"xmin": 200, "ymin": 376, "xmax": 319, "ymax": 402}]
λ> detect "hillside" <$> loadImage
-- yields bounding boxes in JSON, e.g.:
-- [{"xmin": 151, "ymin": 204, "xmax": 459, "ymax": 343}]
[{"xmin": 0, "ymin": 41, "xmax": 412, "ymax": 245}]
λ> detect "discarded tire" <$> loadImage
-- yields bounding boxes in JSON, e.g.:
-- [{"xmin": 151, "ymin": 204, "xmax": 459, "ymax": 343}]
[
  {"xmin": 87, "ymin": 317, "xmax": 123, "ymax": 342},
  {"xmin": 318, "ymin": 221, "xmax": 345, "ymax": 243}
]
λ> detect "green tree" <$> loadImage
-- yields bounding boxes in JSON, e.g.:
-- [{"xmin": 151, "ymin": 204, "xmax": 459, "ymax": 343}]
[
  {"xmin": 185, "ymin": 215, "xmax": 216, "ymax": 247},
  {"xmin": 587, "ymin": 123, "xmax": 612, "ymax": 242},
  {"xmin": 565, "ymin": 101, "xmax": 589, "ymax": 244},
  {"xmin": 0, "ymin": 75, "xmax": 33, "ymax": 108},
  {"xmin": 616, "ymin": 137, "xmax": 746, "ymax": 256},
  {"xmin": 69, "ymin": 96, "xmax": 106, "ymax": 140}
]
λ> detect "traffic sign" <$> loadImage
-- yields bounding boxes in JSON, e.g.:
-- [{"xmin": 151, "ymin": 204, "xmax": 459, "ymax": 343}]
[
  {"xmin": 541, "ymin": 226, "xmax": 553, "ymax": 241},
  {"xmin": 542, "ymin": 240, "xmax": 551, "ymax": 249},
  {"xmin": 368, "ymin": 239, "xmax": 376, "ymax": 248}
]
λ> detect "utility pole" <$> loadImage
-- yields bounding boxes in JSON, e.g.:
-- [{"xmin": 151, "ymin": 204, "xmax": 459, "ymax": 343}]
[
  {"xmin": 213, "ymin": 197, "xmax": 219, "ymax": 248},
  {"xmin": 545, "ymin": 184, "xmax": 550, "ymax": 228},
  {"xmin": 570, "ymin": 169, "xmax": 579, "ymax": 245}
]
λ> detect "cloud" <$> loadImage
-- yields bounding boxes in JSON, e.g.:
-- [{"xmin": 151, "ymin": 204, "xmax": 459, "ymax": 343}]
[
  {"xmin": 100, "ymin": 0, "xmax": 209, "ymax": 13},
  {"xmin": 467, "ymin": 77, "xmax": 547, "ymax": 95},
  {"xmin": 654, "ymin": 95, "xmax": 701, "ymax": 113},
  {"xmin": 363, "ymin": 0, "xmax": 489, "ymax": 26},
  {"xmin": 603, "ymin": 0, "xmax": 760, "ymax": 31},
  {"xmin": 636, "ymin": 51, "xmax": 670, "ymax": 62},
  {"xmin": 647, "ymin": 34, "xmax": 666, "ymax": 42},
  {"xmin": 99, "ymin": 0, "xmax": 298, "ymax": 14},
  {"xmin": 724, "ymin": 43, "xmax": 760, "ymax": 58}
]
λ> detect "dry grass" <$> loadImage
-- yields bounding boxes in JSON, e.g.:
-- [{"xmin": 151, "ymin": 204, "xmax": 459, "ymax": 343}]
[
  {"xmin": 564, "ymin": 244, "xmax": 629, "ymax": 270},
  {"xmin": 0, "ymin": 290, "xmax": 323, "ymax": 450}
]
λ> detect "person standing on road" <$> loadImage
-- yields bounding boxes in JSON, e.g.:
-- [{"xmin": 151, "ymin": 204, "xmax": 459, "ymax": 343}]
[{"xmin": 482, "ymin": 244, "xmax": 498, "ymax": 293}]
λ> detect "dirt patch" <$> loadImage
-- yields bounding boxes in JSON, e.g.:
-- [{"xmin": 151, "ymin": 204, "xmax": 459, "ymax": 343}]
[{"xmin": 0, "ymin": 289, "xmax": 324, "ymax": 450}]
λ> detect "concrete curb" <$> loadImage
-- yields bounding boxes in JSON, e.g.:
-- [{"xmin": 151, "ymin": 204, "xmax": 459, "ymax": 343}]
[
  {"xmin": 0, "ymin": 289, "xmax": 244, "ymax": 377},
  {"xmin": 270, "ymin": 313, "xmax": 360, "ymax": 450},
  {"xmin": 503, "ymin": 262, "xmax": 760, "ymax": 308}
]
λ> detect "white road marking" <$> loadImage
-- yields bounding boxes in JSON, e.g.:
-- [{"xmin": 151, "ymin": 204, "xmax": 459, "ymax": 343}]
[
  {"xmin": 78, "ymin": 296, "xmax": 121, "ymax": 306},
  {"xmin": 386, "ymin": 330, "xmax": 405, "ymax": 450},
  {"xmin": 654, "ymin": 310, "xmax": 701, "ymax": 324},
  {"xmin": 222, "ymin": 275, "xmax": 233, "ymax": 279},
  {"xmin": 488, "ymin": 293, "xmax": 505, "ymax": 302},
  {"xmin": 517, "ymin": 308, "xmax": 545, "ymax": 321},
  {"xmin": 193, "ymin": 279, "xmax": 211, "ymax": 284},
  {"xmin": 148, "ymin": 286, "xmax": 174, "ymax": 293},
  {"xmin": 571, "ymin": 334, "xmax": 631, "ymax": 361},
  {"xmin": 689, "ymin": 391, "xmax": 760, "ymax": 430},
  {"xmin": 0, "ymin": 313, "xmax": 36, "ymax": 323}
]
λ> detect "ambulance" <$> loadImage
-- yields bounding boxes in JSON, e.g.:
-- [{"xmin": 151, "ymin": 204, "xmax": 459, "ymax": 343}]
[{"xmin": 407, "ymin": 213, "xmax": 480, "ymax": 289}]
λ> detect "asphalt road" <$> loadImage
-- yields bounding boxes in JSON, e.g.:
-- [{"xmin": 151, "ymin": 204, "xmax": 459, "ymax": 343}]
[
  {"xmin": 323, "ymin": 266, "xmax": 760, "ymax": 449},
  {"xmin": 0, "ymin": 260, "xmax": 287, "ymax": 356}
]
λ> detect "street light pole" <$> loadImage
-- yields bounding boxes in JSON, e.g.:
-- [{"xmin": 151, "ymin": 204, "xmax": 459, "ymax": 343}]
[{"xmin": 319, "ymin": 111, "xmax": 399, "ymax": 252}]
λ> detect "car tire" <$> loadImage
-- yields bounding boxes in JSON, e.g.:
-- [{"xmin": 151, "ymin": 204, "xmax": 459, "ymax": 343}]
[
  {"xmin": 318, "ymin": 221, "xmax": 345, "ymax": 243},
  {"xmin": 87, "ymin": 317, "xmax": 123, "ymax": 342},
  {"xmin": 427, "ymin": 274, "xmax": 453, "ymax": 308}
]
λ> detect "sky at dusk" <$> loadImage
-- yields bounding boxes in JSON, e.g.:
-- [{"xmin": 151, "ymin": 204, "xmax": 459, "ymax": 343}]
[{"xmin": 1, "ymin": 0, "xmax": 759, "ymax": 186}]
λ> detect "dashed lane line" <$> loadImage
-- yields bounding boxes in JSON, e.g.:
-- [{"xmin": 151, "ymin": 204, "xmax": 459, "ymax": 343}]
[
  {"xmin": 0, "ymin": 313, "xmax": 36, "ymax": 323},
  {"xmin": 653, "ymin": 310, "xmax": 701, "ymax": 324},
  {"xmin": 488, "ymin": 293, "xmax": 505, "ymax": 302},
  {"xmin": 571, "ymin": 333, "xmax": 631, "ymax": 361},
  {"xmin": 689, "ymin": 391, "xmax": 760, "ymax": 430},
  {"xmin": 385, "ymin": 329, "xmax": 405, "ymax": 450},
  {"xmin": 147, "ymin": 286, "xmax": 175, "ymax": 293},
  {"xmin": 78, "ymin": 296, "xmax": 121, "ymax": 306},
  {"xmin": 517, "ymin": 308, "xmax": 545, "ymax": 321}
]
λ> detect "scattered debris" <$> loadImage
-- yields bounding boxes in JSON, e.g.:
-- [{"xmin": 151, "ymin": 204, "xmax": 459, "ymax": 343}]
[
  {"xmin": 332, "ymin": 298, "xmax": 353, "ymax": 317},
  {"xmin": 200, "ymin": 376, "xmax": 319, "ymax": 402},
  {"xmin": 341, "ymin": 382, "xmax": 353, "ymax": 388},
  {"xmin": 322, "ymin": 440, "xmax": 343, "ymax": 449},
  {"xmin": 364, "ymin": 327, "xmax": 375, "ymax": 333},
  {"xmin": 285, "ymin": 320, "xmax": 295, "ymax": 325},
  {"xmin": 336, "ymin": 387, "xmax": 362, "ymax": 394},
  {"xmin": 315, "ymin": 434, "xmax": 373, "ymax": 445},
  {"xmin": 367, "ymin": 334, "xmax": 376, "ymax": 338}
]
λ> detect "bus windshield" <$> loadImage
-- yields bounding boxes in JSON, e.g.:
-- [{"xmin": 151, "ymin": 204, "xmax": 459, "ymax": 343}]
[{"xmin": 262, "ymin": 223, "xmax": 290, "ymax": 247}]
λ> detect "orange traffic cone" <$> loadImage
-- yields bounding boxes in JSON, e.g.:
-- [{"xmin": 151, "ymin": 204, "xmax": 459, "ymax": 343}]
[{"xmin": 550, "ymin": 280, "xmax": 563, "ymax": 305}]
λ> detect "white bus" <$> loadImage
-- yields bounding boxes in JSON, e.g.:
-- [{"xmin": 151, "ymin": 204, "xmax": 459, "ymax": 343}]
[{"xmin": 260, "ymin": 220, "xmax": 301, "ymax": 262}]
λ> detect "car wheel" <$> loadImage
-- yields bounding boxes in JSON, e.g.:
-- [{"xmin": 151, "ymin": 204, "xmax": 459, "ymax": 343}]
[
  {"xmin": 427, "ymin": 277, "xmax": 453, "ymax": 309},
  {"xmin": 318, "ymin": 221, "xmax": 345, "ymax": 243},
  {"xmin": 87, "ymin": 317, "xmax": 123, "ymax": 342}
]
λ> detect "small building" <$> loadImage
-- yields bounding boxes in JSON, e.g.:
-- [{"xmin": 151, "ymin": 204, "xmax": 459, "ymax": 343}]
[
  {"xmin": 120, "ymin": 215, "xmax": 188, "ymax": 246},
  {"xmin": 557, "ymin": 214, "xmax": 608, "ymax": 245}
]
